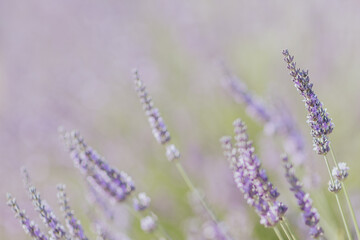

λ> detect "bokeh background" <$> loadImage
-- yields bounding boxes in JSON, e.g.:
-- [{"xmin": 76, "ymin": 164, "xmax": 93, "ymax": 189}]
[{"xmin": 1, "ymin": 1, "xmax": 360, "ymax": 239}]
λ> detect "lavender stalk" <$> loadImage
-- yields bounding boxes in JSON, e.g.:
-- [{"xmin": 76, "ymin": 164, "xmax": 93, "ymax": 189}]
[
  {"xmin": 6, "ymin": 194, "xmax": 49, "ymax": 240},
  {"xmin": 282, "ymin": 155, "xmax": 323, "ymax": 239},
  {"xmin": 132, "ymin": 69, "xmax": 231, "ymax": 240},
  {"xmin": 283, "ymin": 49, "xmax": 355, "ymax": 239},
  {"xmin": 221, "ymin": 119, "xmax": 291, "ymax": 239},
  {"xmin": 57, "ymin": 184, "xmax": 88, "ymax": 240}
]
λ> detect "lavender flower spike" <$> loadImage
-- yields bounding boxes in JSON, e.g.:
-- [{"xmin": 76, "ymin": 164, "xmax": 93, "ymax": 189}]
[
  {"xmin": 28, "ymin": 186, "xmax": 70, "ymax": 240},
  {"xmin": 282, "ymin": 155, "xmax": 324, "ymax": 238},
  {"xmin": 22, "ymin": 169, "xmax": 70, "ymax": 240},
  {"xmin": 282, "ymin": 49, "xmax": 334, "ymax": 155},
  {"xmin": 57, "ymin": 184, "xmax": 88, "ymax": 240},
  {"xmin": 61, "ymin": 129, "xmax": 135, "ymax": 201},
  {"xmin": 221, "ymin": 119, "xmax": 287, "ymax": 227},
  {"xmin": 6, "ymin": 194, "xmax": 48, "ymax": 240},
  {"xmin": 133, "ymin": 69, "xmax": 171, "ymax": 145}
]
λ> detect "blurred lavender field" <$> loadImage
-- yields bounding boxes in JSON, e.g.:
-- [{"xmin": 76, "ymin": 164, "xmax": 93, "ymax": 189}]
[{"xmin": 1, "ymin": 1, "xmax": 360, "ymax": 239}]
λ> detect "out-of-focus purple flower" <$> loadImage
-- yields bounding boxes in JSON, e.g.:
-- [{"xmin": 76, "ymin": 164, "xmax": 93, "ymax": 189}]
[
  {"xmin": 140, "ymin": 215, "xmax": 158, "ymax": 233},
  {"xmin": 28, "ymin": 186, "xmax": 70, "ymax": 240},
  {"xmin": 282, "ymin": 155, "xmax": 324, "ymax": 238},
  {"xmin": 221, "ymin": 65, "xmax": 307, "ymax": 165},
  {"xmin": 166, "ymin": 144, "xmax": 181, "ymax": 162},
  {"xmin": 133, "ymin": 69, "xmax": 171, "ymax": 145},
  {"xmin": 6, "ymin": 194, "xmax": 49, "ymax": 240},
  {"xmin": 133, "ymin": 192, "xmax": 151, "ymax": 211},
  {"xmin": 61, "ymin": 129, "xmax": 135, "ymax": 202},
  {"xmin": 220, "ymin": 119, "xmax": 287, "ymax": 227},
  {"xmin": 332, "ymin": 162, "xmax": 349, "ymax": 181},
  {"xmin": 221, "ymin": 65, "xmax": 271, "ymax": 126},
  {"xmin": 57, "ymin": 184, "xmax": 88, "ymax": 240},
  {"xmin": 283, "ymin": 49, "xmax": 334, "ymax": 155}
]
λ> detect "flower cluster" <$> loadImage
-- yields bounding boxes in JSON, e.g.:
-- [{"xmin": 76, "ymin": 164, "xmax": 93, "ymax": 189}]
[
  {"xmin": 283, "ymin": 49, "xmax": 334, "ymax": 155},
  {"xmin": 133, "ymin": 192, "xmax": 151, "ymax": 211},
  {"xmin": 61, "ymin": 129, "xmax": 135, "ymax": 202},
  {"xmin": 133, "ymin": 69, "xmax": 171, "ymax": 145},
  {"xmin": 6, "ymin": 194, "xmax": 48, "ymax": 240},
  {"xmin": 221, "ymin": 119, "xmax": 287, "ymax": 227},
  {"xmin": 282, "ymin": 155, "xmax": 323, "ymax": 238}
]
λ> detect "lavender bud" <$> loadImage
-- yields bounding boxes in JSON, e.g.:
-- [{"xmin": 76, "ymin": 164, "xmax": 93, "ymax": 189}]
[
  {"xmin": 332, "ymin": 162, "xmax": 349, "ymax": 181},
  {"xmin": 166, "ymin": 144, "xmax": 180, "ymax": 162},
  {"xmin": 133, "ymin": 192, "xmax": 151, "ymax": 211},
  {"xmin": 328, "ymin": 179, "xmax": 342, "ymax": 193},
  {"xmin": 140, "ymin": 215, "xmax": 158, "ymax": 233}
]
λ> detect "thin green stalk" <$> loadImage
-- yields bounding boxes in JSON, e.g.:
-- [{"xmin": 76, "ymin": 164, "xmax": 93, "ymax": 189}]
[
  {"xmin": 324, "ymin": 156, "xmax": 352, "ymax": 240},
  {"xmin": 175, "ymin": 161, "xmax": 232, "ymax": 239},
  {"xmin": 330, "ymin": 146, "xmax": 360, "ymax": 239},
  {"xmin": 282, "ymin": 218, "xmax": 296, "ymax": 240},
  {"xmin": 175, "ymin": 161, "xmax": 218, "ymax": 223},
  {"xmin": 274, "ymin": 226, "xmax": 285, "ymax": 240},
  {"xmin": 279, "ymin": 222, "xmax": 292, "ymax": 240}
]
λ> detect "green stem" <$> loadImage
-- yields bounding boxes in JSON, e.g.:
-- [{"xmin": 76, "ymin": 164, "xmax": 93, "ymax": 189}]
[
  {"xmin": 175, "ymin": 161, "xmax": 218, "ymax": 223},
  {"xmin": 280, "ymin": 222, "xmax": 292, "ymax": 240},
  {"xmin": 324, "ymin": 156, "xmax": 353, "ymax": 240},
  {"xmin": 175, "ymin": 161, "xmax": 232, "ymax": 239},
  {"xmin": 330, "ymin": 146, "xmax": 360, "ymax": 239},
  {"xmin": 274, "ymin": 226, "xmax": 285, "ymax": 240},
  {"xmin": 282, "ymin": 218, "xmax": 296, "ymax": 240}
]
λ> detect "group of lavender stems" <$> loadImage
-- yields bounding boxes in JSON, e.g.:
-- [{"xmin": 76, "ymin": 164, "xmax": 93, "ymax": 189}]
[
  {"xmin": 283, "ymin": 49, "xmax": 359, "ymax": 240},
  {"xmin": 6, "ymin": 50, "xmax": 360, "ymax": 240}
]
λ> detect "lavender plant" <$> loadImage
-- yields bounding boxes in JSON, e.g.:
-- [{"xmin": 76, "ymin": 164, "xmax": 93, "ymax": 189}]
[
  {"xmin": 220, "ymin": 119, "xmax": 293, "ymax": 240},
  {"xmin": 132, "ymin": 69, "xmax": 232, "ymax": 239},
  {"xmin": 283, "ymin": 49, "xmax": 360, "ymax": 239}
]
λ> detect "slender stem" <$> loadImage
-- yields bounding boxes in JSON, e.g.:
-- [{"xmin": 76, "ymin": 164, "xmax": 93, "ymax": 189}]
[
  {"xmin": 330, "ymin": 146, "xmax": 360, "ymax": 239},
  {"xmin": 175, "ymin": 161, "xmax": 232, "ymax": 239},
  {"xmin": 274, "ymin": 226, "xmax": 285, "ymax": 240},
  {"xmin": 175, "ymin": 161, "xmax": 218, "ymax": 223},
  {"xmin": 324, "ymin": 156, "xmax": 353, "ymax": 240},
  {"xmin": 282, "ymin": 218, "xmax": 296, "ymax": 240},
  {"xmin": 279, "ymin": 222, "xmax": 292, "ymax": 240}
]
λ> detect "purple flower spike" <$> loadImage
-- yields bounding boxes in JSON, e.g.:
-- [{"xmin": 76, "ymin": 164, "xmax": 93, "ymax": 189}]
[
  {"xmin": 7, "ymin": 194, "xmax": 49, "ymax": 240},
  {"xmin": 282, "ymin": 155, "xmax": 324, "ymax": 238},
  {"xmin": 28, "ymin": 186, "xmax": 70, "ymax": 240},
  {"xmin": 133, "ymin": 69, "xmax": 171, "ymax": 145},
  {"xmin": 133, "ymin": 192, "xmax": 151, "ymax": 211},
  {"xmin": 57, "ymin": 184, "xmax": 88, "ymax": 240},
  {"xmin": 221, "ymin": 119, "xmax": 287, "ymax": 227},
  {"xmin": 61, "ymin": 130, "xmax": 135, "ymax": 201},
  {"xmin": 283, "ymin": 49, "xmax": 334, "ymax": 155}
]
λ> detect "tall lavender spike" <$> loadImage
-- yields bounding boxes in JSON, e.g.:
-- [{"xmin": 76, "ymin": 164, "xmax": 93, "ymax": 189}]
[
  {"xmin": 22, "ymin": 169, "xmax": 70, "ymax": 240},
  {"xmin": 221, "ymin": 119, "xmax": 287, "ymax": 227},
  {"xmin": 6, "ymin": 194, "xmax": 49, "ymax": 240},
  {"xmin": 28, "ymin": 186, "xmax": 69, "ymax": 240},
  {"xmin": 133, "ymin": 69, "xmax": 171, "ymax": 145},
  {"xmin": 57, "ymin": 184, "xmax": 88, "ymax": 240},
  {"xmin": 61, "ymin": 129, "xmax": 135, "ymax": 201},
  {"xmin": 282, "ymin": 155, "xmax": 324, "ymax": 238},
  {"xmin": 282, "ymin": 49, "xmax": 334, "ymax": 155}
]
